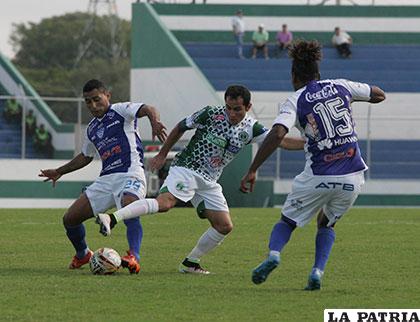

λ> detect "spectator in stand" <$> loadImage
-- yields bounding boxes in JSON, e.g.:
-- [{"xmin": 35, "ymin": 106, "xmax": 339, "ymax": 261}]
[
  {"xmin": 276, "ymin": 24, "xmax": 293, "ymax": 57},
  {"xmin": 231, "ymin": 9, "xmax": 245, "ymax": 59},
  {"xmin": 252, "ymin": 24, "xmax": 269, "ymax": 60},
  {"xmin": 3, "ymin": 97, "xmax": 22, "ymax": 123},
  {"xmin": 25, "ymin": 110, "xmax": 37, "ymax": 136},
  {"xmin": 332, "ymin": 26, "xmax": 352, "ymax": 58},
  {"xmin": 34, "ymin": 123, "xmax": 53, "ymax": 157}
]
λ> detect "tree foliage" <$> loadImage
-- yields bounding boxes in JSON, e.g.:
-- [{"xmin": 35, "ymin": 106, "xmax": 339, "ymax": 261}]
[{"xmin": 10, "ymin": 12, "xmax": 131, "ymax": 122}]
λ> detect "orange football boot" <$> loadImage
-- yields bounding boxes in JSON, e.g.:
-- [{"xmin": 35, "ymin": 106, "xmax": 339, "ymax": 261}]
[{"xmin": 69, "ymin": 250, "xmax": 94, "ymax": 269}]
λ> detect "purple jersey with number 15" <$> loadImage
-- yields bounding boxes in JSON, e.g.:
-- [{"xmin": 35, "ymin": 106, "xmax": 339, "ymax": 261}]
[{"xmin": 275, "ymin": 79, "xmax": 371, "ymax": 176}]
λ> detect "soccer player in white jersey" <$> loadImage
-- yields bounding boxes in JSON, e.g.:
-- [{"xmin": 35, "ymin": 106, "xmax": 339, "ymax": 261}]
[
  {"xmin": 96, "ymin": 85, "xmax": 304, "ymax": 274},
  {"xmin": 240, "ymin": 40, "xmax": 386, "ymax": 290},
  {"xmin": 39, "ymin": 79, "xmax": 167, "ymax": 273}
]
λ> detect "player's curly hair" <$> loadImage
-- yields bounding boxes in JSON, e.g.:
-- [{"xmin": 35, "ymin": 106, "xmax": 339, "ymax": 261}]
[{"xmin": 289, "ymin": 39, "xmax": 322, "ymax": 83}]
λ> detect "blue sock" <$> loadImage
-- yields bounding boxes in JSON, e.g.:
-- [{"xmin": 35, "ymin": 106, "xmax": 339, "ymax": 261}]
[
  {"xmin": 65, "ymin": 224, "xmax": 88, "ymax": 259},
  {"xmin": 124, "ymin": 218, "xmax": 143, "ymax": 261},
  {"xmin": 314, "ymin": 227, "xmax": 336, "ymax": 271},
  {"xmin": 268, "ymin": 215, "xmax": 296, "ymax": 252}
]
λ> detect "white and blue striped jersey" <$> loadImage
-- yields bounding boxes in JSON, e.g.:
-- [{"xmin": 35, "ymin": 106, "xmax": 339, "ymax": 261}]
[
  {"xmin": 82, "ymin": 102, "xmax": 145, "ymax": 176},
  {"xmin": 275, "ymin": 79, "xmax": 371, "ymax": 176}
]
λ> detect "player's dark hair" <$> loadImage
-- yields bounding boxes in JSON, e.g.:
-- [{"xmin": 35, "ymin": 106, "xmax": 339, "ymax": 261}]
[
  {"xmin": 224, "ymin": 85, "xmax": 251, "ymax": 106},
  {"xmin": 83, "ymin": 79, "xmax": 107, "ymax": 93},
  {"xmin": 289, "ymin": 40, "xmax": 322, "ymax": 83}
]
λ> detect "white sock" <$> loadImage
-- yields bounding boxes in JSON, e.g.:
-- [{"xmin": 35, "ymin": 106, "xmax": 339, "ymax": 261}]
[
  {"xmin": 269, "ymin": 250, "xmax": 280, "ymax": 260},
  {"xmin": 187, "ymin": 227, "xmax": 226, "ymax": 261},
  {"xmin": 113, "ymin": 198, "xmax": 159, "ymax": 222}
]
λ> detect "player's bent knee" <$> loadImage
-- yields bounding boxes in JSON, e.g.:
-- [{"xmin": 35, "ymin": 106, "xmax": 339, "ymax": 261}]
[{"xmin": 215, "ymin": 222, "xmax": 233, "ymax": 235}]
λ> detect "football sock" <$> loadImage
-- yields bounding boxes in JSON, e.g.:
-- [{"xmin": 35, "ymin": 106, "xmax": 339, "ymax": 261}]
[
  {"xmin": 113, "ymin": 199, "xmax": 159, "ymax": 222},
  {"xmin": 314, "ymin": 227, "xmax": 336, "ymax": 271},
  {"xmin": 268, "ymin": 215, "xmax": 296, "ymax": 252},
  {"xmin": 65, "ymin": 224, "xmax": 88, "ymax": 259},
  {"xmin": 124, "ymin": 217, "xmax": 142, "ymax": 261},
  {"xmin": 187, "ymin": 227, "xmax": 226, "ymax": 261}
]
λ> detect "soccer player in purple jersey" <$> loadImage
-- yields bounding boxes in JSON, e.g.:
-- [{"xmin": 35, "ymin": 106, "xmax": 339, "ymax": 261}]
[
  {"xmin": 240, "ymin": 40, "xmax": 386, "ymax": 290},
  {"xmin": 39, "ymin": 79, "xmax": 167, "ymax": 273}
]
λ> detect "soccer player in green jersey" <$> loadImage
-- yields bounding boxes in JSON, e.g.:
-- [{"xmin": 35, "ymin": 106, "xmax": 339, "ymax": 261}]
[{"xmin": 96, "ymin": 85, "xmax": 303, "ymax": 274}]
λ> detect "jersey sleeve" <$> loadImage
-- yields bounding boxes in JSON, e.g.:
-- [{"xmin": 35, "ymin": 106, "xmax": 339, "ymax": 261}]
[
  {"xmin": 273, "ymin": 99, "xmax": 297, "ymax": 132},
  {"xmin": 112, "ymin": 102, "xmax": 144, "ymax": 121},
  {"xmin": 81, "ymin": 130, "xmax": 96, "ymax": 158},
  {"xmin": 249, "ymin": 121, "xmax": 269, "ymax": 144},
  {"xmin": 183, "ymin": 106, "xmax": 211, "ymax": 129},
  {"xmin": 335, "ymin": 79, "xmax": 371, "ymax": 102}
]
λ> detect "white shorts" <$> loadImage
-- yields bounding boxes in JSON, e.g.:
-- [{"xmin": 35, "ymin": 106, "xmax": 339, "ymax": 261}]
[
  {"xmin": 282, "ymin": 171, "xmax": 365, "ymax": 227},
  {"xmin": 85, "ymin": 171, "xmax": 146, "ymax": 215},
  {"xmin": 161, "ymin": 166, "xmax": 229, "ymax": 213}
]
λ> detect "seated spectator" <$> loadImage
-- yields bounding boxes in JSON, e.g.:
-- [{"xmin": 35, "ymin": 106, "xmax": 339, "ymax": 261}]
[
  {"xmin": 332, "ymin": 26, "xmax": 352, "ymax": 58},
  {"xmin": 3, "ymin": 97, "xmax": 22, "ymax": 123},
  {"xmin": 276, "ymin": 24, "xmax": 293, "ymax": 57},
  {"xmin": 252, "ymin": 24, "xmax": 269, "ymax": 60},
  {"xmin": 25, "ymin": 110, "xmax": 37, "ymax": 136},
  {"xmin": 34, "ymin": 124, "xmax": 54, "ymax": 158}
]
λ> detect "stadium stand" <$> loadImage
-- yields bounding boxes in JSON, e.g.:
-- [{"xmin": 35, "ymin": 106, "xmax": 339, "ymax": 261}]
[
  {"xmin": 0, "ymin": 99, "xmax": 44, "ymax": 158},
  {"xmin": 184, "ymin": 42, "xmax": 420, "ymax": 179}
]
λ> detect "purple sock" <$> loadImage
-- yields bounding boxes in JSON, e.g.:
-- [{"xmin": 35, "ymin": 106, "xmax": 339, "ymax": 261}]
[
  {"xmin": 65, "ymin": 224, "xmax": 88, "ymax": 259},
  {"xmin": 124, "ymin": 218, "xmax": 143, "ymax": 261},
  {"xmin": 268, "ymin": 215, "xmax": 296, "ymax": 252},
  {"xmin": 314, "ymin": 227, "xmax": 336, "ymax": 271}
]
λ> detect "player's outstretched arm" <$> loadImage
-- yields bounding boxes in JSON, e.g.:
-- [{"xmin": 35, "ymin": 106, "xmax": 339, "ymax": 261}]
[
  {"xmin": 280, "ymin": 137, "xmax": 305, "ymax": 150},
  {"xmin": 149, "ymin": 122, "xmax": 187, "ymax": 172},
  {"xmin": 369, "ymin": 86, "xmax": 386, "ymax": 104},
  {"xmin": 240, "ymin": 124, "xmax": 288, "ymax": 193},
  {"xmin": 137, "ymin": 104, "xmax": 167, "ymax": 142},
  {"xmin": 38, "ymin": 153, "xmax": 93, "ymax": 187}
]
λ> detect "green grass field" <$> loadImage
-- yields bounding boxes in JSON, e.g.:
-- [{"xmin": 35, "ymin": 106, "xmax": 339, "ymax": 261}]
[{"xmin": 1, "ymin": 208, "xmax": 419, "ymax": 321}]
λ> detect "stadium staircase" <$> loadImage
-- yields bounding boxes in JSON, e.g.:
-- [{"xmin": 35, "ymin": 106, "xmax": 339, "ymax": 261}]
[
  {"xmin": 0, "ymin": 100, "xmax": 43, "ymax": 159},
  {"xmin": 184, "ymin": 43, "xmax": 420, "ymax": 179}
]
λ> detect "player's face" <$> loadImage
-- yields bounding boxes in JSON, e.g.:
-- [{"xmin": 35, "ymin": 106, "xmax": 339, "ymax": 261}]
[
  {"xmin": 83, "ymin": 89, "xmax": 111, "ymax": 118},
  {"xmin": 225, "ymin": 96, "xmax": 251, "ymax": 125}
]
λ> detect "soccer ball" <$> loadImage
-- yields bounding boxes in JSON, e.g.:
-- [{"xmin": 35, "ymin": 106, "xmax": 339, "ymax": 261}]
[{"xmin": 89, "ymin": 247, "xmax": 122, "ymax": 275}]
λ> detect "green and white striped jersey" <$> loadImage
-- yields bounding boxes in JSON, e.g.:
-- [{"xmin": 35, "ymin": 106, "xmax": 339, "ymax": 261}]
[{"xmin": 172, "ymin": 105, "xmax": 268, "ymax": 182}]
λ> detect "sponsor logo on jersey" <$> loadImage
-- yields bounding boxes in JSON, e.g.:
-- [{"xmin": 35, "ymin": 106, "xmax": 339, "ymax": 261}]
[
  {"xmin": 214, "ymin": 114, "xmax": 225, "ymax": 121},
  {"xmin": 317, "ymin": 138, "xmax": 333, "ymax": 150},
  {"xmin": 305, "ymin": 113, "xmax": 321, "ymax": 141},
  {"xmin": 207, "ymin": 133, "xmax": 227, "ymax": 148},
  {"xmin": 324, "ymin": 148, "xmax": 355, "ymax": 163},
  {"xmin": 226, "ymin": 144, "xmax": 240, "ymax": 154},
  {"xmin": 106, "ymin": 120, "xmax": 121, "ymax": 128},
  {"xmin": 96, "ymin": 127, "xmax": 105, "ymax": 139},
  {"xmin": 305, "ymin": 84, "xmax": 338, "ymax": 102},
  {"xmin": 100, "ymin": 144, "xmax": 122, "ymax": 161},
  {"xmin": 208, "ymin": 156, "xmax": 223, "ymax": 168},
  {"xmin": 333, "ymin": 136, "xmax": 358, "ymax": 146}
]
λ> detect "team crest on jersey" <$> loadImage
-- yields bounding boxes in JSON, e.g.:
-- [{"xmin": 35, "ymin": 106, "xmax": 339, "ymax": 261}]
[
  {"xmin": 238, "ymin": 131, "xmax": 249, "ymax": 142},
  {"xmin": 107, "ymin": 111, "xmax": 115, "ymax": 119},
  {"xmin": 96, "ymin": 127, "xmax": 105, "ymax": 139}
]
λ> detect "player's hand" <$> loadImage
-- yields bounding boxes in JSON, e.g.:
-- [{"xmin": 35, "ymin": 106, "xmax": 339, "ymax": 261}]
[
  {"xmin": 240, "ymin": 170, "xmax": 256, "ymax": 193},
  {"xmin": 149, "ymin": 153, "xmax": 166, "ymax": 172},
  {"xmin": 151, "ymin": 120, "xmax": 167, "ymax": 143},
  {"xmin": 38, "ymin": 169, "xmax": 62, "ymax": 187}
]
